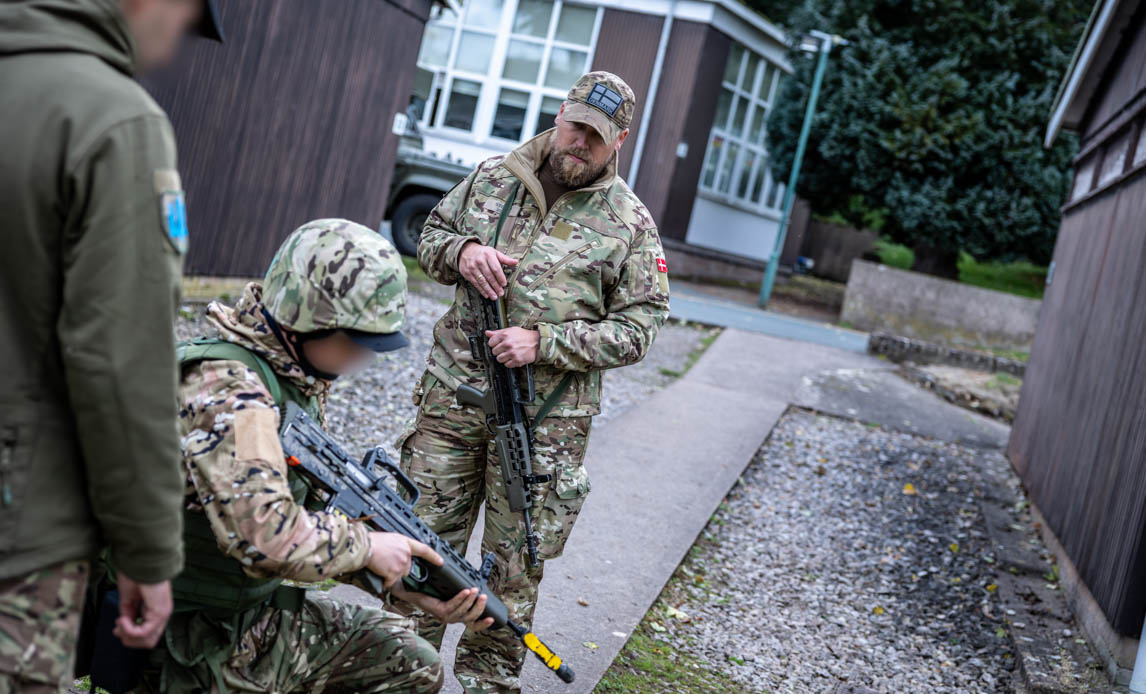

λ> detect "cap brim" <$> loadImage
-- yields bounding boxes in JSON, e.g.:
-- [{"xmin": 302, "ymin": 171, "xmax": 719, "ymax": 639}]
[
  {"xmin": 563, "ymin": 101, "xmax": 620, "ymax": 144},
  {"xmin": 195, "ymin": 0, "xmax": 224, "ymax": 42},
  {"xmin": 347, "ymin": 330, "xmax": 409, "ymax": 353}
]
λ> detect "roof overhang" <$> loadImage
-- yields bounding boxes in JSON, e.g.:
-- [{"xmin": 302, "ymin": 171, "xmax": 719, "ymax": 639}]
[{"xmin": 1045, "ymin": 0, "xmax": 1137, "ymax": 147}]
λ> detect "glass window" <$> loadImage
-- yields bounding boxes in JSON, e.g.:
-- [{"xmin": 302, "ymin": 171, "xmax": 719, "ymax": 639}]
[
  {"xmin": 748, "ymin": 106, "xmax": 766, "ymax": 145},
  {"xmin": 444, "ymin": 78, "xmax": 482, "ymax": 130},
  {"xmin": 1071, "ymin": 156, "xmax": 1095, "ymax": 201},
  {"xmin": 503, "ymin": 39, "xmax": 544, "ymax": 82},
  {"xmin": 513, "ymin": 0, "xmax": 553, "ymax": 37},
  {"xmin": 456, "ymin": 31, "xmax": 496, "ymax": 73},
  {"xmin": 465, "ymin": 0, "xmax": 503, "ymax": 30},
  {"xmin": 1136, "ymin": 126, "xmax": 1146, "ymax": 166},
  {"xmin": 724, "ymin": 45, "xmax": 744, "ymax": 84},
  {"xmin": 767, "ymin": 178, "xmax": 783, "ymax": 208},
  {"xmin": 751, "ymin": 158, "xmax": 768, "ymax": 203},
  {"xmin": 736, "ymin": 151, "xmax": 757, "ymax": 198},
  {"xmin": 409, "ymin": 68, "xmax": 434, "ymax": 121},
  {"xmin": 742, "ymin": 53, "xmax": 760, "ymax": 92},
  {"xmin": 418, "ymin": 24, "xmax": 453, "ymax": 67},
  {"xmin": 702, "ymin": 137, "xmax": 724, "ymax": 187},
  {"xmin": 759, "ymin": 65, "xmax": 777, "ymax": 101},
  {"xmin": 730, "ymin": 97, "xmax": 749, "ymax": 137},
  {"xmin": 714, "ymin": 89, "xmax": 733, "ymax": 131},
  {"xmin": 1098, "ymin": 130, "xmax": 1131, "ymax": 187},
  {"xmin": 492, "ymin": 88, "xmax": 530, "ymax": 140},
  {"xmin": 534, "ymin": 95, "xmax": 563, "ymax": 136},
  {"xmin": 555, "ymin": 4, "xmax": 595, "ymax": 45},
  {"xmin": 717, "ymin": 143, "xmax": 739, "ymax": 193},
  {"xmin": 545, "ymin": 47, "xmax": 586, "ymax": 89}
]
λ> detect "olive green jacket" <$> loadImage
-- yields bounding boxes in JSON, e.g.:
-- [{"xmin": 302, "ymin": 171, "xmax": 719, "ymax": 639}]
[{"xmin": 0, "ymin": 0, "xmax": 185, "ymax": 582}]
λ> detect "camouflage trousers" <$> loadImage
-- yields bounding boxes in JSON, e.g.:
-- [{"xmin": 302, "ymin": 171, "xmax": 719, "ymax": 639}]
[
  {"xmin": 397, "ymin": 372, "xmax": 593, "ymax": 694},
  {"xmin": 0, "ymin": 559, "xmax": 89, "ymax": 694},
  {"xmin": 141, "ymin": 590, "xmax": 443, "ymax": 694}
]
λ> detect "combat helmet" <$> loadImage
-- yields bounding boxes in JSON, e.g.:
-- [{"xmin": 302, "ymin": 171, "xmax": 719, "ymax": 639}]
[{"xmin": 262, "ymin": 219, "xmax": 409, "ymax": 353}]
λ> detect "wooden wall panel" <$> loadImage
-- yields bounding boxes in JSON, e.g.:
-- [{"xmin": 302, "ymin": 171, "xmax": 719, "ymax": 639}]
[
  {"xmin": 1083, "ymin": 4, "xmax": 1146, "ymax": 142},
  {"xmin": 591, "ymin": 9, "xmax": 664, "ymax": 181},
  {"xmin": 142, "ymin": 0, "xmax": 430, "ymax": 276}
]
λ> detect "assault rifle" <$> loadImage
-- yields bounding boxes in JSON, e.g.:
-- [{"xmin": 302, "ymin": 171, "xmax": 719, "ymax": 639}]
[
  {"xmin": 278, "ymin": 402, "xmax": 574, "ymax": 683},
  {"xmin": 456, "ymin": 283, "xmax": 549, "ymax": 567}
]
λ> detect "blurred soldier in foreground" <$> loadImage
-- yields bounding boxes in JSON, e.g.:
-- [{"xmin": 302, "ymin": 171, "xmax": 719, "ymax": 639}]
[
  {"xmin": 400, "ymin": 71, "xmax": 671, "ymax": 692},
  {"xmin": 142, "ymin": 220, "xmax": 489, "ymax": 693},
  {"xmin": 0, "ymin": 0, "xmax": 221, "ymax": 690}
]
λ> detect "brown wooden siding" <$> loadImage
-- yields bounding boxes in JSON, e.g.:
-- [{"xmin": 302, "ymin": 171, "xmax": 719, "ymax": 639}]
[
  {"xmin": 1008, "ymin": 6, "xmax": 1146, "ymax": 635},
  {"xmin": 591, "ymin": 9, "xmax": 664, "ymax": 180},
  {"xmin": 141, "ymin": 0, "xmax": 430, "ymax": 277}
]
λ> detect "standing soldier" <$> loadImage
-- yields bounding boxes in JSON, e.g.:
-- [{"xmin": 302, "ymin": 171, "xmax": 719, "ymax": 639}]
[
  {"xmin": 0, "ymin": 0, "xmax": 221, "ymax": 690},
  {"xmin": 400, "ymin": 72, "xmax": 671, "ymax": 692},
  {"xmin": 143, "ymin": 220, "xmax": 489, "ymax": 694}
]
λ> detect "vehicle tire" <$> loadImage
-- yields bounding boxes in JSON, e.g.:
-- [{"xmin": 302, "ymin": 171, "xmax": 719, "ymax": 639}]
[{"xmin": 389, "ymin": 193, "xmax": 440, "ymax": 257}]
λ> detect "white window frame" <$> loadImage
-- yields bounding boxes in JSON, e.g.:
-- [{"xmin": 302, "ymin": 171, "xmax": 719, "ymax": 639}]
[
  {"xmin": 699, "ymin": 42, "xmax": 785, "ymax": 216},
  {"xmin": 413, "ymin": 0, "xmax": 603, "ymax": 147}
]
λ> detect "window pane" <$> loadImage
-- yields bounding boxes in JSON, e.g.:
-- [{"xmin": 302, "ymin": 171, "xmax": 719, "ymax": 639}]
[
  {"xmin": 1071, "ymin": 156, "xmax": 1095, "ymax": 201},
  {"xmin": 730, "ymin": 97, "xmax": 749, "ymax": 137},
  {"xmin": 444, "ymin": 78, "xmax": 481, "ymax": 130},
  {"xmin": 767, "ymin": 179, "xmax": 783, "ymax": 208},
  {"xmin": 464, "ymin": 0, "xmax": 503, "ymax": 30},
  {"xmin": 513, "ymin": 0, "xmax": 553, "ymax": 37},
  {"xmin": 760, "ymin": 64, "xmax": 777, "ymax": 101},
  {"xmin": 555, "ymin": 4, "xmax": 595, "ymax": 45},
  {"xmin": 1136, "ymin": 128, "xmax": 1146, "ymax": 166},
  {"xmin": 736, "ymin": 150, "xmax": 757, "ymax": 199},
  {"xmin": 724, "ymin": 44, "xmax": 745, "ymax": 84},
  {"xmin": 751, "ymin": 158, "xmax": 768, "ymax": 203},
  {"xmin": 491, "ymin": 88, "xmax": 530, "ymax": 140},
  {"xmin": 418, "ymin": 24, "xmax": 453, "ymax": 67},
  {"xmin": 748, "ymin": 105, "xmax": 767, "ymax": 145},
  {"xmin": 545, "ymin": 47, "xmax": 587, "ymax": 89},
  {"xmin": 503, "ymin": 39, "xmax": 544, "ymax": 82},
  {"xmin": 1098, "ymin": 129, "xmax": 1131, "ymax": 187},
  {"xmin": 534, "ymin": 95, "xmax": 563, "ymax": 136},
  {"xmin": 456, "ymin": 31, "xmax": 495, "ymax": 73},
  {"xmin": 713, "ymin": 89, "xmax": 733, "ymax": 131},
  {"xmin": 702, "ymin": 136, "xmax": 724, "ymax": 188},
  {"xmin": 409, "ymin": 68, "xmax": 434, "ymax": 120},
  {"xmin": 742, "ymin": 52, "xmax": 760, "ymax": 91},
  {"xmin": 717, "ymin": 143, "xmax": 739, "ymax": 193}
]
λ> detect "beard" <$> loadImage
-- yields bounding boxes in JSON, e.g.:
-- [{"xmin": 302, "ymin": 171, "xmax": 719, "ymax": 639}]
[{"xmin": 547, "ymin": 135, "xmax": 609, "ymax": 188}]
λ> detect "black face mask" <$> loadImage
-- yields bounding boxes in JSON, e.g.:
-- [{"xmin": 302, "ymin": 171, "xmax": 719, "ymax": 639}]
[{"xmin": 261, "ymin": 308, "xmax": 341, "ymax": 382}]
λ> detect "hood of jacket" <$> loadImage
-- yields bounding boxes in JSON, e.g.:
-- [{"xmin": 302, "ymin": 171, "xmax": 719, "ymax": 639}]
[
  {"xmin": 0, "ymin": 0, "xmax": 136, "ymax": 75},
  {"xmin": 207, "ymin": 283, "xmax": 331, "ymax": 401}
]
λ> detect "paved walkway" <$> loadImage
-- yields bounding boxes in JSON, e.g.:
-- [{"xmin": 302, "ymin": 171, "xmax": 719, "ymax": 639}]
[{"xmin": 669, "ymin": 286, "xmax": 870, "ymax": 353}]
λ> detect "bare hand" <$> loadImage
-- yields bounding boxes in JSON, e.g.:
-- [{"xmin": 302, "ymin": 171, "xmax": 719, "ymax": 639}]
[
  {"xmin": 459, "ymin": 242, "xmax": 518, "ymax": 299},
  {"xmin": 392, "ymin": 583, "xmax": 495, "ymax": 632},
  {"xmin": 367, "ymin": 532, "xmax": 443, "ymax": 589},
  {"xmin": 113, "ymin": 574, "xmax": 173, "ymax": 649},
  {"xmin": 486, "ymin": 327, "xmax": 539, "ymax": 368}
]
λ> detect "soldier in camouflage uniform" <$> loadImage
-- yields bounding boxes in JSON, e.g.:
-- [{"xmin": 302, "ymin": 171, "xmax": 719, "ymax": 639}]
[
  {"xmin": 398, "ymin": 72, "xmax": 671, "ymax": 692},
  {"xmin": 142, "ymin": 220, "xmax": 490, "ymax": 694}
]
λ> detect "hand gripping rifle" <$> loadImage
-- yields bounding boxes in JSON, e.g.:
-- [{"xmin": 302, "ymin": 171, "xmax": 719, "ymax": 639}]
[
  {"xmin": 278, "ymin": 402, "xmax": 574, "ymax": 683},
  {"xmin": 455, "ymin": 282, "xmax": 552, "ymax": 568}
]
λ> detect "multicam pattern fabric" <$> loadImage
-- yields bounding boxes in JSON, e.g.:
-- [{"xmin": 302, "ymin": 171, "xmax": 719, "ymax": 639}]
[
  {"xmin": 140, "ymin": 590, "xmax": 443, "ymax": 694},
  {"xmin": 417, "ymin": 129, "xmax": 670, "ymax": 418},
  {"xmin": 179, "ymin": 282, "xmax": 365, "ymax": 581},
  {"xmin": 0, "ymin": 559, "xmax": 89, "ymax": 693},
  {"xmin": 263, "ymin": 218, "xmax": 408, "ymax": 335},
  {"xmin": 397, "ymin": 374, "xmax": 592, "ymax": 694}
]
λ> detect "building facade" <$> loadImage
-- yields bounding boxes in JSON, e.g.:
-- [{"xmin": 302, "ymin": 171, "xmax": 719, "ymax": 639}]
[{"xmin": 408, "ymin": 0, "xmax": 793, "ymax": 265}]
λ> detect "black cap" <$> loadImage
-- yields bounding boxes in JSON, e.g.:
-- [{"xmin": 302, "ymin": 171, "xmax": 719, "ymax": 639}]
[
  {"xmin": 344, "ymin": 329, "xmax": 410, "ymax": 353},
  {"xmin": 196, "ymin": 0, "xmax": 224, "ymax": 42}
]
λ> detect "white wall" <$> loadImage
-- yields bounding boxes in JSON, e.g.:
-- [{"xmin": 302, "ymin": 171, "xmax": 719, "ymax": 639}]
[{"xmin": 684, "ymin": 194, "xmax": 780, "ymax": 262}]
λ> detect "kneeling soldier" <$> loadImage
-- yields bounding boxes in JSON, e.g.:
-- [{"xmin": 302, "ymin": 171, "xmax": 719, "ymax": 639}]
[{"xmin": 139, "ymin": 220, "xmax": 490, "ymax": 694}]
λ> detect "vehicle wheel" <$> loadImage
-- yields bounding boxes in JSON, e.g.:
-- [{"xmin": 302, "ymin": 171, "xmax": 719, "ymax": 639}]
[{"xmin": 389, "ymin": 193, "xmax": 440, "ymax": 257}]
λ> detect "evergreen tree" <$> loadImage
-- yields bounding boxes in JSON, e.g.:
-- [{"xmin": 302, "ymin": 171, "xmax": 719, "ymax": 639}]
[{"xmin": 766, "ymin": 0, "xmax": 1092, "ymax": 278}]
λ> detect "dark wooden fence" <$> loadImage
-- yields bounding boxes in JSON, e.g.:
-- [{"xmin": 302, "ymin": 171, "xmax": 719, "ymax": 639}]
[
  {"xmin": 1008, "ymin": 3, "xmax": 1146, "ymax": 636},
  {"xmin": 142, "ymin": 0, "xmax": 431, "ymax": 277}
]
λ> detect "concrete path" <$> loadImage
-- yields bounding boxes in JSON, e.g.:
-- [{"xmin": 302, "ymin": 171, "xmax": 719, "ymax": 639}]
[{"xmin": 670, "ymin": 286, "xmax": 870, "ymax": 354}]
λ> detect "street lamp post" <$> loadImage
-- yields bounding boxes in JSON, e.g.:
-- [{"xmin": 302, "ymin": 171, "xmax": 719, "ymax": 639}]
[{"xmin": 758, "ymin": 30, "xmax": 847, "ymax": 307}]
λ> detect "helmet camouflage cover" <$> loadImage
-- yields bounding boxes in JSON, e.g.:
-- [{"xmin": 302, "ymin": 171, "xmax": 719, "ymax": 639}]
[{"xmin": 263, "ymin": 219, "xmax": 407, "ymax": 338}]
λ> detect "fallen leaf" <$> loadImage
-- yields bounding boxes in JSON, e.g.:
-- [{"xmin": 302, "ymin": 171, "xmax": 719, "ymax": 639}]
[
  {"xmin": 872, "ymin": 605, "xmax": 885, "ymax": 615},
  {"xmin": 903, "ymin": 483, "xmax": 917, "ymax": 495},
  {"xmin": 648, "ymin": 621, "xmax": 667, "ymax": 633},
  {"xmin": 986, "ymin": 583, "xmax": 997, "ymax": 593},
  {"xmin": 664, "ymin": 606, "xmax": 691, "ymax": 623},
  {"xmin": 950, "ymin": 542, "xmax": 959, "ymax": 553},
  {"xmin": 582, "ymin": 641, "xmax": 598, "ymax": 650},
  {"xmin": 577, "ymin": 597, "xmax": 589, "ymax": 607}
]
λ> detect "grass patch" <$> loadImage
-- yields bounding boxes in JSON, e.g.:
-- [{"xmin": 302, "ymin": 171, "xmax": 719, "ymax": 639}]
[
  {"xmin": 401, "ymin": 255, "xmax": 431, "ymax": 284},
  {"xmin": 986, "ymin": 346, "xmax": 1030, "ymax": 362},
  {"xmin": 595, "ymin": 624, "xmax": 741, "ymax": 693},
  {"xmin": 871, "ymin": 240, "xmax": 1048, "ymax": 299},
  {"xmin": 987, "ymin": 372, "xmax": 1022, "ymax": 389}
]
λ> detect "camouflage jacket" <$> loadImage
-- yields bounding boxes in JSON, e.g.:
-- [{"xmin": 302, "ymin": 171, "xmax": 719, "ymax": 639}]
[
  {"xmin": 177, "ymin": 283, "xmax": 370, "ymax": 582},
  {"xmin": 417, "ymin": 130, "xmax": 670, "ymax": 417}
]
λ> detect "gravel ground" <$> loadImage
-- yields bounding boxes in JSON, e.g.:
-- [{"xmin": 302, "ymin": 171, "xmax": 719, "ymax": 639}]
[
  {"xmin": 632, "ymin": 409, "xmax": 1020, "ymax": 694},
  {"xmin": 175, "ymin": 291, "xmax": 712, "ymax": 463}
]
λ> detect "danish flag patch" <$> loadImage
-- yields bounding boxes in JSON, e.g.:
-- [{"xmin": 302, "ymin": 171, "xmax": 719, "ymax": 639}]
[{"xmin": 656, "ymin": 258, "xmax": 668, "ymax": 273}]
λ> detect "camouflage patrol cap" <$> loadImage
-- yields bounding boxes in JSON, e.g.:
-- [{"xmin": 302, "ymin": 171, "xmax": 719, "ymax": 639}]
[
  {"xmin": 562, "ymin": 71, "xmax": 636, "ymax": 144},
  {"xmin": 263, "ymin": 219, "xmax": 409, "ymax": 352}
]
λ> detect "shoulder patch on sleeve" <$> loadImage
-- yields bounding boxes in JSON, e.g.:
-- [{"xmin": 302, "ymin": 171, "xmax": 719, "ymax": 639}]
[{"xmin": 155, "ymin": 168, "xmax": 188, "ymax": 254}]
